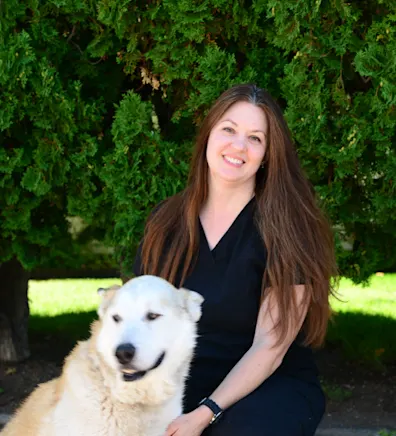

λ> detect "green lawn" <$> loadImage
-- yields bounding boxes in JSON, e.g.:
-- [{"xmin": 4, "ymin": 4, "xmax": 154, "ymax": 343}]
[
  {"xmin": 29, "ymin": 278, "xmax": 122, "ymax": 348},
  {"xmin": 331, "ymin": 274, "xmax": 396, "ymax": 318},
  {"xmin": 327, "ymin": 274, "xmax": 396, "ymax": 367},
  {"xmin": 28, "ymin": 274, "xmax": 396, "ymax": 367},
  {"xmin": 29, "ymin": 278, "xmax": 122, "ymax": 317}
]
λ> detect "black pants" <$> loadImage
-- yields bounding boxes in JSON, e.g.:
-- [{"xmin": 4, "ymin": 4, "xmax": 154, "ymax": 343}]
[{"xmin": 190, "ymin": 375, "xmax": 325, "ymax": 436}]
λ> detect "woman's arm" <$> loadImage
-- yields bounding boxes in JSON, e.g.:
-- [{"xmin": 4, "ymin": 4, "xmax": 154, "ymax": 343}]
[
  {"xmin": 207, "ymin": 284, "xmax": 309, "ymax": 411},
  {"xmin": 166, "ymin": 285, "xmax": 309, "ymax": 435}
]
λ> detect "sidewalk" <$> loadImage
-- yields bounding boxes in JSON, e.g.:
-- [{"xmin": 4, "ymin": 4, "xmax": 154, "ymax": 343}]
[
  {"xmin": 316, "ymin": 429, "xmax": 391, "ymax": 436},
  {"xmin": 0, "ymin": 414, "xmax": 9, "ymax": 427}
]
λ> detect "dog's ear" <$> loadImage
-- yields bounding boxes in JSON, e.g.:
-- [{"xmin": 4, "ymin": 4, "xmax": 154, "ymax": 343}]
[
  {"xmin": 97, "ymin": 284, "xmax": 121, "ymax": 318},
  {"xmin": 178, "ymin": 288, "xmax": 204, "ymax": 322}
]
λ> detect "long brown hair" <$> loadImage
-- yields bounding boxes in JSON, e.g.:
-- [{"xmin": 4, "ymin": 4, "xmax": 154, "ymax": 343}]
[{"xmin": 141, "ymin": 84, "xmax": 338, "ymax": 348}]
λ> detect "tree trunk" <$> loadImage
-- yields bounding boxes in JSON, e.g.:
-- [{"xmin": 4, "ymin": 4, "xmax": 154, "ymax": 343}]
[{"xmin": 0, "ymin": 258, "xmax": 30, "ymax": 362}]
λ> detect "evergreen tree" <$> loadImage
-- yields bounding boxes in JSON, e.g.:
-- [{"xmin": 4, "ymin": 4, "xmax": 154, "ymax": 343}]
[{"xmin": 1, "ymin": 0, "xmax": 395, "ymax": 361}]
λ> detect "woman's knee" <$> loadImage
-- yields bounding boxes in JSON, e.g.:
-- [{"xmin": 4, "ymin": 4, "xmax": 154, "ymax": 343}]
[
  {"xmin": 201, "ymin": 377, "xmax": 324, "ymax": 436},
  {"xmin": 202, "ymin": 412, "xmax": 305, "ymax": 436}
]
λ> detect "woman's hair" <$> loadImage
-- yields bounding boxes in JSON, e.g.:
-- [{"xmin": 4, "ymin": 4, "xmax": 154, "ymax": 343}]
[{"xmin": 140, "ymin": 83, "xmax": 338, "ymax": 348}]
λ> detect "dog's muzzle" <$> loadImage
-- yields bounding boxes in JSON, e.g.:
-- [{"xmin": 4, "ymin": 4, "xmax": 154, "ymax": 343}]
[{"xmin": 121, "ymin": 351, "xmax": 166, "ymax": 382}]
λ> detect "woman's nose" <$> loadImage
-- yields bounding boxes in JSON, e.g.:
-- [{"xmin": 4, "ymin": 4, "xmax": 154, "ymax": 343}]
[{"xmin": 232, "ymin": 136, "xmax": 246, "ymax": 150}]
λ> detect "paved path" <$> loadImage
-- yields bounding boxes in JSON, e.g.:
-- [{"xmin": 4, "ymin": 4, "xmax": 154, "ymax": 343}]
[
  {"xmin": 316, "ymin": 429, "xmax": 392, "ymax": 436},
  {"xmin": 0, "ymin": 413, "xmax": 10, "ymax": 426}
]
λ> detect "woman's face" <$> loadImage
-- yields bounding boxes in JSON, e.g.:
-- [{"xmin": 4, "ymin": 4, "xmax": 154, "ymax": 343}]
[{"xmin": 206, "ymin": 101, "xmax": 268, "ymax": 188}]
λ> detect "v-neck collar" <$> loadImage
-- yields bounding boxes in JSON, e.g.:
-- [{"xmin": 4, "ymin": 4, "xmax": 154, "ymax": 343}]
[{"xmin": 198, "ymin": 197, "xmax": 255, "ymax": 262}]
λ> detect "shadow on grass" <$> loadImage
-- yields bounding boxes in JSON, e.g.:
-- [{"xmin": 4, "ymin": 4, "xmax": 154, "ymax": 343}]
[
  {"xmin": 28, "ymin": 310, "xmax": 98, "ymax": 363},
  {"xmin": 27, "ymin": 310, "xmax": 396, "ymax": 368},
  {"xmin": 326, "ymin": 311, "xmax": 396, "ymax": 368}
]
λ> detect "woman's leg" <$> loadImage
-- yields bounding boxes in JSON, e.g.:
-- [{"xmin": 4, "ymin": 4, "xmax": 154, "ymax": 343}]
[{"xmin": 201, "ymin": 375, "xmax": 325, "ymax": 436}]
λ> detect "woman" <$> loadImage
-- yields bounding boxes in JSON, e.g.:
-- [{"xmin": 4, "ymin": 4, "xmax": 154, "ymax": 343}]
[{"xmin": 133, "ymin": 84, "xmax": 338, "ymax": 435}]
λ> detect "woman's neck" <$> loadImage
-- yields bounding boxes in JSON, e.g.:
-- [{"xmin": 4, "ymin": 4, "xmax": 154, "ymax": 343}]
[{"xmin": 202, "ymin": 176, "xmax": 255, "ymax": 216}]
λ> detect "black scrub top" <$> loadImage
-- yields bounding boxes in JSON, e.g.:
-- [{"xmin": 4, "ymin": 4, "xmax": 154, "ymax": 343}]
[{"xmin": 134, "ymin": 197, "xmax": 320, "ymax": 410}]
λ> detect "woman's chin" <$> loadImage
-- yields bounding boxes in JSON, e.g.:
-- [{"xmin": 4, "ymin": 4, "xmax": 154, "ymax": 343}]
[{"xmin": 211, "ymin": 171, "xmax": 253, "ymax": 186}]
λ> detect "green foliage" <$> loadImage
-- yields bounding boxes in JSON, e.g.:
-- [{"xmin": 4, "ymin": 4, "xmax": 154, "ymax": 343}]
[
  {"xmin": 0, "ymin": 1, "xmax": 111, "ymax": 268},
  {"xmin": 320, "ymin": 379, "xmax": 353, "ymax": 402},
  {"xmin": 277, "ymin": 0, "xmax": 396, "ymax": 279},
  {"xmin": 0, "ymin": 0, "xmax": 395, "ymax": 279},
  {"xmin": 99, "ymin": 90, "xmax": 188, "ymax": 268}
]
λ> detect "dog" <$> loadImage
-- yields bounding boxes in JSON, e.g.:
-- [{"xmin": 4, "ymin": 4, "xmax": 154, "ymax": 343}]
[{"xmin": 1, "ymin": 275, "xmax": 204, "ymax": 436}]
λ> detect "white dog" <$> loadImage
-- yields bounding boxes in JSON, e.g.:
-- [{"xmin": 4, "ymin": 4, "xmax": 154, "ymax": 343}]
[{"xmin": 1, "ymin": 275, "xmax": 204, "ymax": 436}]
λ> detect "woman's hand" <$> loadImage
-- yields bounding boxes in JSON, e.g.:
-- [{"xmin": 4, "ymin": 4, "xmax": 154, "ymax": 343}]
[{"xmin": 165, "ymin": 406, "xmax": 213, "ymax": 436}]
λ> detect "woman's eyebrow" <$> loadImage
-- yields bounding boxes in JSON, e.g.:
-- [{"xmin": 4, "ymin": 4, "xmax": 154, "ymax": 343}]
[
  {"xmin": 221, "ymin": 118, "xmax": 237, "ymax": 126},
  {"xmin": 221, "ymin": 119, "xmax": 266, "ymax": 135}
]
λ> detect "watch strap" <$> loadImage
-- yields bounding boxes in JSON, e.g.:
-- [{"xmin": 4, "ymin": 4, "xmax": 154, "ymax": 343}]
[{"xmin": 198, "ymin": 397, "xmax": 223, "ymax": 424}]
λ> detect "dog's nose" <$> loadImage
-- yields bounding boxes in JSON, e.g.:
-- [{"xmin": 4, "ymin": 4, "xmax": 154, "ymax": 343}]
[{"xmin": 115, "ymin": 343, "xmax": 136, "ymax": 364}]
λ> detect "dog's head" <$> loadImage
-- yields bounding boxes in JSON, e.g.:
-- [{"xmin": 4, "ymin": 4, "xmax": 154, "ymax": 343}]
[{"xmin": 95, "ymin": 275, "xmax": 204, "ymax": 382}]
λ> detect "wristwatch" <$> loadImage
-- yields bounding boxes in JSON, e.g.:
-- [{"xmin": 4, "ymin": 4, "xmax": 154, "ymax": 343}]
[{"xmin": 198, "ymin": 397, "xmax": 223, "ymax": 425}]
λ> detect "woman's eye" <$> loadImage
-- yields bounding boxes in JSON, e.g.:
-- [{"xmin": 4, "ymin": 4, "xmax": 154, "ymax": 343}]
[
  {"xmin": 112, "ymin": 314, "xmax": 122, "ymax": 323},
  {"xmin": 223, "ymin": 127, "xmax": 234, "ymax": 133},
  {"xmin": 146, "ymin": 312, "xmax": 162, "ymax": 321},
  {"xmin": 250, "ymin": 135, "xmax": 261, "ymax": 143}
]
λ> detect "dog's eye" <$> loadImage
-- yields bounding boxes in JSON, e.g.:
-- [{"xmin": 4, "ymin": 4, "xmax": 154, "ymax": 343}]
[
  {"xmin": 112, "ymin": 314, "xmax": 122, "ymax": 323},
  {"xmin": 146, "ymin": 312, "xmax": 161, "ymax": 321}
]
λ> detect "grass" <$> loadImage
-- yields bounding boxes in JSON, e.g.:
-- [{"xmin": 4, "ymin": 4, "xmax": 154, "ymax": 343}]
[
  {"xmin": 29, "ymin": 278, "xmax": 122, "ymax": 349},
  {"xmin": 331, "ymin": 274, "xmax": 396, "ymax": 318},
  {"xmin": 327, "ymin": 273, "xmax": 396, "ymax": 367},
  {"xmin": 27, "ymin": 274, "xmax": 396, "ymax": 367},
  {"xmin": 29, "ymin": 278, "xmax": 122, "ymax": 317}
]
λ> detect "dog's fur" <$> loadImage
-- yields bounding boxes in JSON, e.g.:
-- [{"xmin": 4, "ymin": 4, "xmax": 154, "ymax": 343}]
[{"xmin": 1, "ymin": 275, "xmax": 204, "ymax": 436}]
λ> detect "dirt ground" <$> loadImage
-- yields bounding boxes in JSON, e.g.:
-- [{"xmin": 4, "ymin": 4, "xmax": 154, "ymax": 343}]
[
  {"xmin": 0, "ymin": 338, "xmax": 395, "ymax": 431},
  {"xmin": 315, "ymin": 347, "xmax": 396, "ymax": 430}
]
